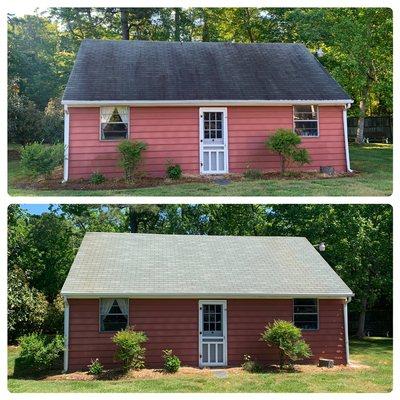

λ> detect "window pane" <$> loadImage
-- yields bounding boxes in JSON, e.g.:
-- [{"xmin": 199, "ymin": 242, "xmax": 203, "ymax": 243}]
[
  {"xmin": 101, "ymin": 314, "xmax": 127, "ymax": 331},
  {"xmin": 294, "ymin": 105, "xmax": 317, "ymax": 120},
  {"xmin": 295, "ymin": 121, "xmax": 318, "ymax": 137},
  {"xmin": 202, "ymin": 344, "xmax": 208, "ymax": 363},
  {"xmin": 203, "ymin": 152, "xmax": 209, "ymax": 171},
  {"xmin": 217, "ymin": 343, "xmax": 223, "ymax": 363},
  {"xmin": 294, "ymin": 299, "xmax": 317, "ymax": 306},
  {"xmin": 218, "ymin": 152, "xmax": 224, "ymax": 171},
  {"xmin": 294, "ymin": 314, "xmax": 318, "ymax": 323},
  {"xmin": 210, "ymin": 344, "xmax": 216, "ymax": 363},
  {"xmin": 211, "ymin": 152, "xmax": 217, "ymax": 171},
  {"xmin": 101, "ymin": 123, "xmax": 128, "ymax": 140},
  {"xmin": 295, "ymin": 321, "xmax": 318, "ymax": 330}
]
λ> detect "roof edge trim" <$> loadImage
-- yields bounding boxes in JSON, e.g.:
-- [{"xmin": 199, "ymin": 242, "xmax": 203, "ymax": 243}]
[
  {"xmin": 61, "ymin": 292, "xmax": 355, "ymax": 299},
  {"xmin": 61, "ymin": 99, "xmax": 354, "ymax": 107}
]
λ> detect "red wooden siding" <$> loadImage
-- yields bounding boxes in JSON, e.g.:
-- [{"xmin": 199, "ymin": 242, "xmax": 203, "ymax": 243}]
[
  {"xmin": 68, "ymin": 105, "xmax": 346, "ymax": 180},
  {"xmin": 67, "ymin": 298, "xmax": 345, "ymax": 371}
]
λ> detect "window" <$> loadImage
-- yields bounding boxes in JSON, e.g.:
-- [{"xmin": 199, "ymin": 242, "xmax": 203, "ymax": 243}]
[
  {"xmin": 203, "ymin": 112, "xmax": 223, "ymax": 142},
  {"xmin": 294, "ymin": 105, "xmax": 319, "ymax": 137},
  {"xmin": 100, "ymin": 107, "xmax": 129, "ymax": 140},
  {"xmin": 293, "ymin": 299, "xmax": 318, "ymax": 330},
  {"xmin": 203, "ymin": 304, "xmax": 222, "ymax": 336},
  {"xmin": 100, "ymin": 299, "xmax": 129, "ymax": 332}
]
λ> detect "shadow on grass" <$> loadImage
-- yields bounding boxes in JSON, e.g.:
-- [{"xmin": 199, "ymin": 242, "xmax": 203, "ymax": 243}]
[{"xmin": 350, "ymin": 337, "xmax": 393, "ymax": 354}]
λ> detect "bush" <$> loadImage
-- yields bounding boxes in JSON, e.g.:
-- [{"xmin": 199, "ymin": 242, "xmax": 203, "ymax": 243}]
[
  {"xmin": 44, "ymin": 294, "xmax": 64, "ymax": 335},
  {"xmin": 20, "ymin": 142, "xmax": 64, "ymax": 178},
  {"xmin": 87, "ymin": 358, "xmax": 104, "ymax": 375},
  {"xmin": 244, "ymin": 167, "xmax": 263, "ymax": 180},
  {"xmin": 8, "ymin": 267, "xmax": 48, "ymax": 342},
  {"xmin": 166, "ymin": 162, "xmax": 182, "ymax": 180},
  {"xmin": 241, "ymin": 354, "xmax": 263, "ymax": 373},
  {"xmin": 162, "ymin": 349, "xmax": 181, "ymax": 373},
  {"xmin": 117, "ymin": 140, "xmax": 147, "ymax": 181},
  {"xmin": 112, "ymin": 327, "xmax": 147, "ymax": 371},
  {"xmin": 90, "ymin": 171, "xmax": 106, "ymax": 184},
  {"xmin": 260, "ymin": 320, "xmax": 312, "ymax": 369},
  {"xmin": 15, "ymin": 333, "xmax": 64, "ymax": 374},
  {"xmin": 265, "ymin": 129, "xmax": 310, "ymax": 174}
]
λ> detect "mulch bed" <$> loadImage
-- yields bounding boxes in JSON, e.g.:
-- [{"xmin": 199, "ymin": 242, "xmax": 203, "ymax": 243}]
[
  {"xmin": 43, "ymin": 362, "xmax": 370, "ymax": 381},
  {"xmin": 12, "ymin": 168, "xmax": 357, "ymax": 192}
]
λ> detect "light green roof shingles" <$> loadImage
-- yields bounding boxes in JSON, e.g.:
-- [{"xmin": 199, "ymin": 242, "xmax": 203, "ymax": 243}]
[{"xmin": 61, "ymin": 232, "xmax": 353, "ymax": 298}]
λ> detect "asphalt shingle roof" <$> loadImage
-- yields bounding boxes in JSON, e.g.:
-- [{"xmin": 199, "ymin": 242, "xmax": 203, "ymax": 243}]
[
  {"xmin": 61, "ymin": 233, "xmax": 353, "ymax": 298},
  {"xmin": 63, "ymin": 40, "xmax": 351, "ymax": 102}
]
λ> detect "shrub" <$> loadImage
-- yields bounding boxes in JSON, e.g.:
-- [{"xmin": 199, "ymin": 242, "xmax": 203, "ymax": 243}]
[
  {"xmin": 244, "ymin": 167, "xmax": 263, "ymax": 180},
  {"xmin": 241, "ymin": 354, "xmax": 263, "ymax": 373},
  {"xmin": 265, "ymin": 129, "xmax": 310, "ymax": 174},
  {"xmin": 90, "ymin": 171, "xmax": 106, "ymax": 184},
  {"xmin": 43, "ymin": 294, "xmax": 64, "ymax": 335},
  {"xmin": 20, "ymin": 142, "xmax": 64, "ymax": 178},
  {"xmin": 260, "ymin": 320, "xmax": 312, "ymax": 369},
  {"xmin": 15, "ymin": 333, "xmax": 64, "ymax": 374},
  {"xmin": 117, "ymin": 140, "xmax": 147, "ymax": 181},
  {"xmin": 162, "ymin": 349, "xmax": 181, "ymax": 373},
  {"xmin": 166, "ymin": 162, "xmax": 182, "ymax": 180},
  {"xmin": 8, "ymin": 267, "xmax": 48, "ymax": 342},
  {"xmin": 87, "ymin": 358, "xmax": 104, "ymax": 375},
  {"xmin": 112, "ymin": 327, "xmax": 147, "ymax": 370}
]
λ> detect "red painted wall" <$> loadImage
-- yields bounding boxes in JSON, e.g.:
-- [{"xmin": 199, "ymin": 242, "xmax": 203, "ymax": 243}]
[
  {"xmin": 228, "ymin": 299, "xmax": 346, "ymax": 366},
  {"xmin": 68, "ymin": 106, "xmax": 346, "ymax": 180},
  {"xmin": 67, "ymin": 298, "xmax": 345, "ymax": 371}
]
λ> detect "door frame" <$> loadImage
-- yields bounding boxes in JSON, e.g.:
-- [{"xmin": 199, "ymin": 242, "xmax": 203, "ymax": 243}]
[
  {"xmin": 199, "ymin": 107, "xmax": 229, "ymax": 174},
  {"xmin": 198, "ymin": 299, "xmax": 228, "ymax": 367}
]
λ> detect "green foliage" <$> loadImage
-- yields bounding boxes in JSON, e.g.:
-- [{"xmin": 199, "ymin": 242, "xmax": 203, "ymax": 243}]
[
  {"xmin": 162, "ymin": 349, "xmax": 181, "ymax": 373},
  {"xmin": 7, "ymin": 268, "xmax": 48, "ymax": 343},
  {"xmin": 87, "ymin": 359, "xmax": 104, "ymax": 375},
  {"xmin": 112, "ymin": 327, "xmax": 147, "ymax": 370},
  {"xmin": 260, "ymin": 320, "xmax": 312, "ymax": 369},
  {"xmin": 117, "ymin": 140, "xmax": 147, "ymax": 181},
  {"xmin": 15, "ymin": 333, "xmax": 64, "ymax": 374},
  {"xmin": 90, "ymin": 171, "xmax": 106, "ymax": 184},
  {"xmin": 44, "ymin": 294, "xmax": 64, "ymax": 335},
  {"xmin": 20, "ymin": 143, "xmax": 64, "ymax": 178},
  {"xmin": 243, "ymin": 167, "xmax": 263, "ymax": 180},
  {"xmin": 42, "ymin": 97, "xmax": 64, "ymax": 143},
  {"xmin": 266, "ymin": 129, "xmax": 310, "ymax": 174},
  {"xmin": 166, "ymin": 162, "xmax": 182, "ymax": 180},
  {"xmin": 8, "ymin": 81, "xmax": 44, "ymax": 145},
  {"xmin": 241, "ymin": 354, "xmax": 263, "ymax": 373}
]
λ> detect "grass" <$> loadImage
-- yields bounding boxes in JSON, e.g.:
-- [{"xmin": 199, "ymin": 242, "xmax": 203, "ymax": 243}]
[
  {"xmin": 8, "ymin": 337, "xmax": 392, "ymax": 393},
  {"xmin": 8, "ymin": 144, "xmax": 392, "ymax": 196}
]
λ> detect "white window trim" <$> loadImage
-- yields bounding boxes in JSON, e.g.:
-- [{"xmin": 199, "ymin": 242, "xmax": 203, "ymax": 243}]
[
  {"xmin": 293, "ymin": 105, "xmax": 320, "ymax": 138},
  {"xmin": 293, "ymin": 298, "xmax": 319, "ymax": 331},
  {"xmin": 98, "ymin": 298, "xmax": 130, "ymax": 333},
  {"xmin": 198, "ymin": 300, "xmax": 228, "ymax": 367},
  {"xmin": 199, "ymin": 107, "xmax": 229, "ymax": 174},
  {"xmin": 99, "ymin": 106, "xmax": 130, "ymax": 142}
]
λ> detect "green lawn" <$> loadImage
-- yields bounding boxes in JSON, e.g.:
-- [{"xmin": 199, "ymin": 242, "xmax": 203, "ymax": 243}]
[
  {"xmin": 8, "ymin": 337, "xmax": 392, "ymax": 393},
  {"xmin": 8, "ymin": 144, "xmax": 392, "ymax": 196}
]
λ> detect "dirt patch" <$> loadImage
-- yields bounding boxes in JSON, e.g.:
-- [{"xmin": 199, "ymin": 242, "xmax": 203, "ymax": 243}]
[{"xmin": 12, "ymin": 169, "xmax": 357, "ymax": 192}]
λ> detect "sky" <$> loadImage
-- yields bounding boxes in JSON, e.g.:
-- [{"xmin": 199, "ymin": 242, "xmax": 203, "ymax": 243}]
[{"xmin": 21, "ymin": 204, "xmax": 52, "ymax": 215}]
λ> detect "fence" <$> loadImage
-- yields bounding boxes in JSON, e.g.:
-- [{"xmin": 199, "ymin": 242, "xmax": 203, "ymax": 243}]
[{"xmin": 347, "ymin": 116, "xmax": 393, "ymax": 143}]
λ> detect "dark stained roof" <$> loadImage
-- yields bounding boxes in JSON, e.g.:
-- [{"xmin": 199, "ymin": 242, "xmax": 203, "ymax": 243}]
[{"xmin": 63, "ymin": 39, "xmax": 351, "ymax": 102}]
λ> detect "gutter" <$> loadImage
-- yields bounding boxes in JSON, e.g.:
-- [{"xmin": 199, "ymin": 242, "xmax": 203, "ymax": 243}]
[
  {"xmin": 344, "ymin": 296, "xmax": 352, "ymax": 365},
  {"xmin": 63, "ymin": 296, "xmax": 69, "ymax": 373},
  {"xmin": 62, "ymin": 105, "xmax": 70, "ymax": 182},
  {"xmin": 61, "ymin": 99, "xmax": 354, "ymax": 107},
  {"xmin": 343, "ymin": 104, "xmax": 353, "ymax": 173},
  {"xmin": 61, "ymin": 292, "xmax": 354, "ymax": 299}
]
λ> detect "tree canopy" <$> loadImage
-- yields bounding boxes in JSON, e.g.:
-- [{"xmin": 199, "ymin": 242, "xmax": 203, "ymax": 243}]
[{"xmin": 7, "ymin": 8, "xmax": 392, "ymax": 144}]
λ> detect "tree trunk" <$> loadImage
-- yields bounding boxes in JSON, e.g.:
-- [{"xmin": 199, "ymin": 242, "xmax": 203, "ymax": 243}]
[
  {"xmin": 355, "ymin": 98, "xmax": 366, "ymax": 144},
  {"xmin": 356, "ymin": 297, "xmax": 368, "ymax": 339},
  {"xmin": 280, "ymin": 156, "xmax": 286, "ymax": 175},
  {"xmin": 244, "ymin": 8, "xmax": 255, "ymax": 43},
  {"xmin": 128, "ymin": 206, "xmax": 138, "ymax": 233},
  {"xmin": 120, "ymin": 8, "xmax": 129, "ymax": 40},
  {"xmin": 202, "ymin": 10, "xmax": 209, "ymax": 42},
  {"xmin": 174, "ymin": 8, "xmax": 181, "ymax": 42}
]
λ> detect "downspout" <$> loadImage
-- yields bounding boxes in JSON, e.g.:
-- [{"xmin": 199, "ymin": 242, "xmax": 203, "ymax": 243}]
[
  {"xmin": 344, "ymin": 297, "xmax": 351, "ymax": 365},
  {"xmin": 342, "ymin": 104, "xmax": 353, "ymax": 173},
  {"xmin": 62, "ymin": 105, "xmax": 70, "ymax": 182},
  {"xmin": 63, "ymin": 296, "xmax": 70, "ymax": 373}
]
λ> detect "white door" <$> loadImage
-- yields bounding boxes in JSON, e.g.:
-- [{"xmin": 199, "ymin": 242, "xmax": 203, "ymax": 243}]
[
  {"xmin": 199, "ymin": 300, "xmax": 227, "ymax": 367},
  {"xmin": 199, "ymin": 108, "xmax": 228, "ymax": 174}
]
